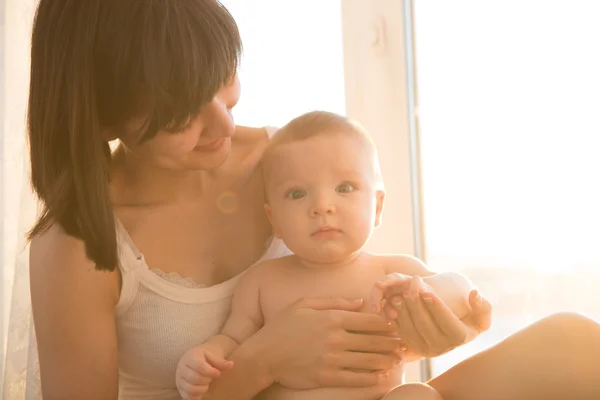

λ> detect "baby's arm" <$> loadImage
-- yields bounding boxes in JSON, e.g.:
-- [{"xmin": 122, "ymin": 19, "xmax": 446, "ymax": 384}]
[
  {"xmin": 220, "ymin": 265, "xmax": 266, "ymax": 348},
  {"xmin": 374, "ymin": 255, "xmax": 473, "ymax": 319},
  {"xmin": 176, "ymin": 265, "xmax": 266, "ymax": 399}
]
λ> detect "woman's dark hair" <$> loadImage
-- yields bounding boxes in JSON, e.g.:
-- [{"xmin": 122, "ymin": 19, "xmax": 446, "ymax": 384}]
[{"xmin": 27, "ymin": 0, "xmax": 242, "ymax": 271}]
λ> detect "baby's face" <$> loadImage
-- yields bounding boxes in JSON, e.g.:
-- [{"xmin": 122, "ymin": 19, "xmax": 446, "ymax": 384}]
[{"xmin": 264, "ymin": 133, "xmax": 384, "ymax": 264}]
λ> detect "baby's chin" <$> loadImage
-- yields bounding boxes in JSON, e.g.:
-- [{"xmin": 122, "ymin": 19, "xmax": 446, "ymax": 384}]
[{"xmin": 294, "ymin": 248, "xmax": 362, "ymax": 267}]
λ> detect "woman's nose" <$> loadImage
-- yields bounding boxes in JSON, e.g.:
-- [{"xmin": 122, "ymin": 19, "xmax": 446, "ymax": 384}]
[{"xmin": 203, "ymin": 97, "xmax": 235, "ymax": 135}]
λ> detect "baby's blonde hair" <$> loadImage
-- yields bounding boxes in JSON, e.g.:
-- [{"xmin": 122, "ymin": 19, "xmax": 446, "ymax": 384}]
[{"xmin": 262, "ymin": 110, "xmax": 384, "ymax": 189}]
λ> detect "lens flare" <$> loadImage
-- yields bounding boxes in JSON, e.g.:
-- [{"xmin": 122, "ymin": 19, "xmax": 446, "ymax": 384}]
[{"xmin": 217, "ymin": 190, "xmax": 239, "ymax": 214}]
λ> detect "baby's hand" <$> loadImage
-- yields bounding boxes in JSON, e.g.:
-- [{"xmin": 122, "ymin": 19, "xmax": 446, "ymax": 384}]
[
  {"xmin": 175, "ymin": 345, "xmax": 234, "ymax": 400},
  {"xmin": 370, "ymin": 273, "xmax": 434, "ymax": 320}
]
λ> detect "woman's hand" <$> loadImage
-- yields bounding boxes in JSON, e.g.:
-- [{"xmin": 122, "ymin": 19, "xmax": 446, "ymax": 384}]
[
  {"xmin": 252, "ymin": 297, "xmax": 406, "ymax": 390},
  {"xmin": 371, "ymin": 274, "xmax": 492, "ymax": 358}
]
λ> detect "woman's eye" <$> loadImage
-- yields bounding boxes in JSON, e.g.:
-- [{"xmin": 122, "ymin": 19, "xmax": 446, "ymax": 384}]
[
  {"xmin": 285, "ymin": 189, "xmax": 306, "ymax": 200},
  {"xmin": 336, "ymin": 183, "xmax": 356, "ymax": 194},
  {"xmin": 165, "ymin": 118, "xmax": 193, "ymax": 134},
  {"xmin": 172, "ymin": 125, "xmax": 190, "ymax": 134}
]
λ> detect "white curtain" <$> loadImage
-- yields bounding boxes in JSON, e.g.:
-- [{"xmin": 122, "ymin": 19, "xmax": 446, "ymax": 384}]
[{"xmin": 0, "ymin": 0, "xmax": 42, "ymax": 398}]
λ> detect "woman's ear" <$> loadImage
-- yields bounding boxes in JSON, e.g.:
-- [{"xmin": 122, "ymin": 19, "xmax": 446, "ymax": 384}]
[
  {"xmin": 374, "ymin": 190, "xmax": 386, "ymax": 227},
  {"xmin": 264, "ymin": 204, "xmax": 281, "ymax": 238}
]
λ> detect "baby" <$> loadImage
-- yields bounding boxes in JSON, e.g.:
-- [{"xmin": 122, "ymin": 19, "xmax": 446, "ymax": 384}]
[{"xmin": 176, "ymin": 111, "xmax": 473, "ymax": 400}]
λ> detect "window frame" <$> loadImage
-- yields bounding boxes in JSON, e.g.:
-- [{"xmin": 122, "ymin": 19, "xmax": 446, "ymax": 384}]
[{"xmin": 341, "ymin": 0, "xmax": 428, "ymax": 382}]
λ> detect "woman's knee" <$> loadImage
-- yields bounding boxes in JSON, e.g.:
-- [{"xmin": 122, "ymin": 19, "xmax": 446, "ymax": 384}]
[
  {"xmin": 383, "ymin": 383, "xmax": 443, "ymax": 400},
  {"xmin": 520, "ymin": 312, "xmax": 600, "ymax": 361},
  {"xmin": 534, "ymin": 312, "xmax": 600, "ymax": 341},
  {"xmin": 542, "ymin": 312, "xmax": 598, "ymax": 328}
]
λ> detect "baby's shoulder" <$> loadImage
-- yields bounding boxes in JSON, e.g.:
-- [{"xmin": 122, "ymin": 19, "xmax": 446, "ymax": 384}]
[
  {"xmin": 238, "ymin": 255, "xmax": 296, "ymax": 284},
  {"xmin": 369, "ymin": 253, "xmax": 431, "ymax": 277},
  {"xmin": 251, "ymin": 254, "xmax": 296, "ymax": 274}
]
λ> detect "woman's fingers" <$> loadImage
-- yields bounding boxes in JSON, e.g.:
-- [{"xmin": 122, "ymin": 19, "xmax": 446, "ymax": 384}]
[
  {"xmin": 393, "ymin": 301, "xmax": 428, "ymax": 353},
  {"xmin": 316, "ymin": 369, "xmax": 388, "ymax": 388},
  {"xmin": 420, "ymin": 291, "xmax": 469, "ymax": 345},
  {"xmin": 295, "ymin": 297, "xmax": 365, "ymax": 312},
  {"xmin": 343, "ymin": 332, "xmax": 406, "ymax": 353},
  {"xmin": 338, "ymin": 350, "xmax": 402, "ymax": 371},
  {"xmin": 402, "ymin": 292, "xmax": 444, "ymax": 349},
  {"xmin": 339, "ymin": 310, "xmax": 397, "ymax": 334},
  {"xmin": 467, "ymin": 290, "xmax": 493, "ymax": 333}
]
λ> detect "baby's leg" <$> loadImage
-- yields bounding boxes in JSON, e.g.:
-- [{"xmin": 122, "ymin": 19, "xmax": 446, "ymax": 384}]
[{"xmin": 381, "ymin": 383, "xmax": 443, "ymax": 400}]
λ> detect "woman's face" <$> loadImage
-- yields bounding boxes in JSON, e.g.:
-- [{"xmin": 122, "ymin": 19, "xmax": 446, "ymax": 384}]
[{"xmin": 116, "ymin": 74, "xmax": 241, "ymax": 171}]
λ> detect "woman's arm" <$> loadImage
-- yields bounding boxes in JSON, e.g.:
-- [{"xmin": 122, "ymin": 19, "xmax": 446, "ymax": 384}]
[
  {"xmin": 373, "ymin": 256, "xmax": 492, "ymax": 360},
  {"xmin": 30, "ymin": 224, "xmax": 120, "ymax": 400},
  {"xmin": 204, "ymin": 298, "xmax": 404, "ymax": 400}
]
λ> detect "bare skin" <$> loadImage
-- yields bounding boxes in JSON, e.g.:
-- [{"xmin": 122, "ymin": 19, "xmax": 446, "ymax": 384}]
[
  {"xmin": 175, "ymin": 130, "xmax": 472, "ymax": 400},
  {"xmin": 110, "ymin": 125, "xmax": 272, "ymax": 287},
  {"xmin": 429, "ymin": 312, "xmax": 600, "ymax": 400},
  {"xmin": 30, "ymin": 124, "xmax": 272, "ymax": 399},
  {"xmin": 31, "ymin": 122, "xmax": 410, "ymax": 399}
]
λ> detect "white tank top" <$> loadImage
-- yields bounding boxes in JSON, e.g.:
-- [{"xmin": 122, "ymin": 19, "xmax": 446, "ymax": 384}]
[
  {"xmin": 115, "ymin": 222, "xmax": 290, "ymax": 399},
  {"xmin": 22, "ymin": 127, "xmax": 287, "ymax": 400},
  {"xmin": 114, "ymin": 126, "xmax": 290, "ymax": 399}
]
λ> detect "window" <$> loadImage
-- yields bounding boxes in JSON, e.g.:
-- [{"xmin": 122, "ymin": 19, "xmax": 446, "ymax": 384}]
[
  {"xmin": 413, "ymin": 1, "xmax": 600, "ymax": 376},
  {"xmin": 220, "ymin": 0, "xmax": 346, "ymax": 127},
  {"xmin": 223, "ymin": 0, "xmax": 425, "ymax": 381}
]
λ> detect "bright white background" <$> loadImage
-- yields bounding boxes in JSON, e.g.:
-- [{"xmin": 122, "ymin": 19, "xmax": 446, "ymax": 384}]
[
  {"xmin": 224, "ymin": 0, "xmax": 600, "ymax": 377},
  {"xmin": 221, "ymin": 0, "xmax": 346, "ymax": 127},
  {"xmin": 414, "ymin": 0, "xmax": 600, "ymax": 375},
  {"xmin": 2, "ymin": 1, "xmax": 599, "ymax": 394}
]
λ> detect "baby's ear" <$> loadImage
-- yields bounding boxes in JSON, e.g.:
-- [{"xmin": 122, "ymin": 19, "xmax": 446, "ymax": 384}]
[
  {"xmin": 264, "ymin": 203, "xmax": 272, "ymax": 222},
  {"xmin": 374, "ymin": 190, "xmax": 386, "ymax": 227},
  {"xmin": 264, "ymin": 204, "xmax": 282, "ymax": 238}
]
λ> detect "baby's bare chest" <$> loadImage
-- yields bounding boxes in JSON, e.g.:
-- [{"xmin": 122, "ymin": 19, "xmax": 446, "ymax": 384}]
[{"xmin": 260, "ymin": 267, "xmax": 387, "ymax": 321}]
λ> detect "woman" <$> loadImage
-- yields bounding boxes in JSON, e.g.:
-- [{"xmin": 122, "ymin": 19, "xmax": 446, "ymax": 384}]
[{"xmin": 27, "ymin": 1, "xmax": 600, "ymax": 399}]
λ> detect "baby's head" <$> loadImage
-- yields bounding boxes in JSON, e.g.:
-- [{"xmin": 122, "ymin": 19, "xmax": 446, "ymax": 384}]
[{"xmin": 262, "ymin": 111, "xmax": 385, "ymax": 265}]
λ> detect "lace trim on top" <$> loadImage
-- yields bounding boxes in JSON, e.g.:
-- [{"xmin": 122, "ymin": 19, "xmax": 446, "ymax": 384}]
[{"xmin": 149, "ymin": 268, "xmax": 208, "ymax": 289}]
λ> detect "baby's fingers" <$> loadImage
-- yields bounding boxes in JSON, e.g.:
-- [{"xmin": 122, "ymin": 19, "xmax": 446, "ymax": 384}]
[
  {"xmin": 176, "ymin": 376, "xmax": 209, "ymax": 400},
  {"xmin": 384, "ymin": 298, "xmax": 402, "ymax": 320},
  {"xmin": 371, "ymin": 273, "xmax": 413, "ymax": 312},
  {"xmin": 186, "ymin": 357, "xmax": 222, "ymax": 381},
  {"xmin": 403, "ymin": 276, "xmax": 429, "ymax": 298},
  {"xmin": 179, "ymin": 364, "xmax": 215, "ymax": 385},
  {"xmin": 374, "ymin": 273, "xmax": 413, "ymax": 290},
  {"xmin": 206, "ymin": 351, "xmax": 234, "ymax": 371},
  {"xmin": 369, "ymin": 285, "xmax": 385, "ymax": 313}
]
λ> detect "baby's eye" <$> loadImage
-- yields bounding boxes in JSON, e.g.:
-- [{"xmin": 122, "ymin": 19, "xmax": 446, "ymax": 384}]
[
  {"xmin": 336, "ymin": 183, "xmax": 356, "ymax": 194},
  {"xmin": 285, "ymin": 189, "xmax": 307, "ymax": 200}
]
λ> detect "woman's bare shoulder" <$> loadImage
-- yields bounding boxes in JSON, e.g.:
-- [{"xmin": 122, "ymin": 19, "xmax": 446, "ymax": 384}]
[
  {"xmin": 29, "ymin": 223, "xmax": 121, "ymax": 397},
  {"xmin": 233, "ymin": 125, "xmax": 269, "ymax": 150},
  {"xmin": 234, "ymin": 125, "xmax": 270, "ymax": 142},
  {"xmin": 30, "ymin": 223, "xmax": 121, "ymax": 304},
  {"xmin": 230, "ymin": 125, "xmax": 271, "ymax": 170}
]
